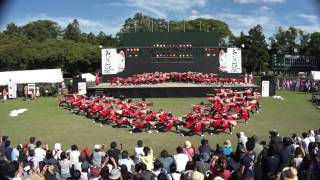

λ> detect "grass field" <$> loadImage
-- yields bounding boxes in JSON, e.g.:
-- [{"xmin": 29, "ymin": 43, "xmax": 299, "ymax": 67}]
[{"xmin": 0, "ymin": 91, "xmax": 319, "ymax": 156}]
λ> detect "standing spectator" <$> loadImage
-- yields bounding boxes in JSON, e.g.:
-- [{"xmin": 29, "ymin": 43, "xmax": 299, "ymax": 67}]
[
  {"xmin": 92, "ymin": 144, "xmax": 106, "ymax": 167},
  {"xmin": 69, "ymin": 145, "xmax": 80, "ymax": 166},
  {"xmin": 158, "ymin": 149, "xmax": 174, "ymax": 173},
  {"xmin": 292, "ymin": 147, "xmax": 305, "ymax": 169},
  {"xmin": 194, "ymin": 154, "xmax": 210, "ymax": 177},
  {"xmin": 301, "ymin": 132, "xmax": 310, "ymax": 154},
  {"xmin": 239, "ymin": 139, "xmax": 256, "ymax": 180},
  {"xmin": 134, "ymin": 140, "xmax": 144, "ymax": 163},
  {"xmin": 4, "ymin": 140, "xmax": 13, "ymax": 161},
  {"xmin": 2, "ymin": 87, "xmax": 7, "ymax": 103},
  {"xmin": 44, "ymin": 150, "xmax": 61, "ymax": 176},
  {"xmin": 0, "ymin": 136, "xmax": 8, "ymax": 158},
  {"xmin": 34, "ymin": 141, "xmax": 46, "ymax": 162},
  {"xmin": 24, "ymin": 85, "xmax": 28, "ymax": 101},
  {"xmin": 107, "ymin": 142, "xmax": 121, "ymax": 163},
  {"xmin": 183, "ymin": 141, "xmax": 195, "ymax": 162},
  {"xmin": 141, "ymin": 146, "xmax": 153, "ymax": 171},
  {"xmin": 80, "ymin": 161, "xmax": 90, "ymax": 180},
  {"xmin": 118, "ymin": 151, "xmax": 134, "ymax": 173},
  {"xmin": 174, "ymin": 146, "xmax": 188, "ymax": 172},
  {"xmin": 280, "ymin": 137, "xmax": 294, "ymax": 170}
]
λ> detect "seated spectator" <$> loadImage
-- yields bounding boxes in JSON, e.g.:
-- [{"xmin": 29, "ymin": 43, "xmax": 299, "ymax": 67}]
[
  {"xmin": 107, "ymin": 142, "xmax": 121, "ymax": 163},
  {"xmin": 120, "ymin": 164, "xmax": 133, "ymax": 180},
  {"xmin": 53, "ymin": 143, "xmax": 62, "ymax": 160},
  {"xmin": 118, "ymin": 151, "xmax": 134, "ymax": 173},
  {"xmin": 181, "ymin": 161, "xmax": 204, "ymax": 180},
  {"xmin": 158, "ymin": 149, "xmax": 174, "ymax": 173},
  {"xmin": 167, "ymin": 163, "xmax": 181, "ymax": 180},
  {"xmin": 223, "ymin": 140, "xmax": 233, "ymax": 156},
  {"xmin": 210, "ymin": 155, "xmax": 231, "ymax": 180},
  {"xmin": 198, "ymin": 139, "xmax": 213, "ymax": 157},
  {"xmin": 133, "ymin": 162, "xmax": 152, "ymax": 180},
  {"xmin": 152, "ymin": 159, "xmax": 166, "ymax": 178},
  {"xmin": 134, "ymin": 140, "xmax": 144, "ymax": 163},
  {"xmin": 28, "ymin": 137, "xmax": 36, "ymax": 151},
  {"xmin": 194, "ymin": 154, "xmax": 210, "ymax": 177},
  {"xmin": 281, "ymin": 167, "xmax": 298, "ymax": 180},
  {"xmin": 183, "ymin": 141, "xmax": 195, "ymax": 162},
  {"xmin": 59, "ymin": 151, "xmax": 72, "ymax": 179},
  {"xmin": 80, "ymin": 160, "xmax": 90, "ymax": 180},
  {"xmin": 92, "ymin": 144, "xmax": 106, "ymax": 167},
  {"xmin": 70, "ymin": 145, "xmax": 80, "ymax": 166},
  {"xmin": 34, "ymin": 141, "xmax": 46, "ymax": 162},
  {"xmin": 174, "ymin": 146, "xmax": 189, "ymax": 172},
  {"xmin": 11, "ymin": 144, "xmax": 21, "ymax": 161},
  {"xmin": 141, "ymin": 146, "xmax": 153, "ymax": 171}
]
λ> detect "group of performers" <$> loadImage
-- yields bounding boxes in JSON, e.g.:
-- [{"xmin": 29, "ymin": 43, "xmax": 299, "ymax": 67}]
[
  {"xmin": 59, "ymin": 88, "xmax": 260, "ymax": 136},
  {"xmin": 109, "ymin": 72, "xmax": 246, "ymax": 86}
]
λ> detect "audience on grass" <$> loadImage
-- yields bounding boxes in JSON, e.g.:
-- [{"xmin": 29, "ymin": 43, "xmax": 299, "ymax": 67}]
[{"xmin": 1, "ymin": 128, "xmax": 320, "ymax": 180}]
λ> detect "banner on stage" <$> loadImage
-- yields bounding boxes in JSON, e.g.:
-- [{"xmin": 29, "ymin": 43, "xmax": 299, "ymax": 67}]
[
  {"xmin": 101, "ymin": 48, "xmax": 126, "ymax": 75},
  {"xmin": 219, "ymin": 48, "xmax": 242, "ymax": 73}
]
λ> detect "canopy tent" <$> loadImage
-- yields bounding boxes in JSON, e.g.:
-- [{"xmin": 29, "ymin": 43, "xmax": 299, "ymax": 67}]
[
  {"xmin": 311, "ymin": 71, "xmax": 320, "ymax": 80},
  {"xmin": 81, "ymin": 73, "xmax": 95, "ymax": 82},
  {"xmin": 0, "ymin": 69, "xmax": 63, "ymax": 86}
]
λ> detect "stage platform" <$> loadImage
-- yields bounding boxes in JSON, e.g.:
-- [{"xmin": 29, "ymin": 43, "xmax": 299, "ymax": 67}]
[{"xmin": 87, "ymin": 82, "xmax": 260, "ymax": 98}]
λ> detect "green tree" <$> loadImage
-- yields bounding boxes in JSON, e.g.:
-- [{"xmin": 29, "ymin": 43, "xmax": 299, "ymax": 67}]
[
  {"xmin": 21, "ymin": 20, "xmax": 61, "ymax": 41},
  {"xmin": 3, "ymin": 23, "xmax": 21, "ymax": 35},
  {"xmin": 245, "ymin": 25, "xmax": 269, "ymax": 73},
  {"xmin": 306, "ymin": 32, "xmax": 320, "ymax": 57},
  {"xmin": 64, "ymin": 19, "xmax": 81, "ymax": 42}
]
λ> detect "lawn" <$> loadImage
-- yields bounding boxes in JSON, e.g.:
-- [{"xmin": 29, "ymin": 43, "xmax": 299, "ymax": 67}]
[{"xmin": 0, "ymin": 91, "xmax": 319, "ymax": 156}]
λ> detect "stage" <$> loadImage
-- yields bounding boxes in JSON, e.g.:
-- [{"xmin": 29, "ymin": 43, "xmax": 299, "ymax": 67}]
[{"xmin": 87, "ymin": 82, "xmax": 260, "ymax": 98}]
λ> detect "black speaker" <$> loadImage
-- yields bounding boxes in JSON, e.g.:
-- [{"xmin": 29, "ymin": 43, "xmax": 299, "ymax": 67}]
[{"xmin": 261, "ymin": 75, "xmax": 276, "ymax": 96}]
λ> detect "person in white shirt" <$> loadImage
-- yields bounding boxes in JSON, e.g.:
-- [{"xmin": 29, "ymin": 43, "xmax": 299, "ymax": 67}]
[
  {"xmin": 134, "ymin": 140, "xmax": 144, "ymax": 163},
  {"xmin": 59, "ymin": 151, "xmax": 72, "ymax": 179},
  {"xmin": 309, "ymin": 130, "xmax": 315, "ymax": 142},
  {"xmin": 173, "ymin": 146, "xmax": 189, "ymax": 172},
  {"xmin": 118, "ymin": 151, "xmax": 134, "ymax": 172},
  {"xmin": 167, "ymin": 163, "xmax": 181, "ymax": 180},
  {"xmin": 34, "ymin": 141, "xmax": 46, "ymax": 161},
  {"xmin": 301, "ymin": 132, "xmax": 310, "ymax": 154},
  {"xmin": 92, "ymin": 144, "xmax": 106, "ymax": 167},
  {"xmin": 69, "ymin": 145, "xmax": 80, "ymax": 165},
  {"xmin": 53, "ymin": 143, "xmax": 62, "ymax": 160}
]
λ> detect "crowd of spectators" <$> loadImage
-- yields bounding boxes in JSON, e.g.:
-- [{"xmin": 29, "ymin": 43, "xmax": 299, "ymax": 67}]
[
  {"xmin": 276, "ymin": 79, "xmax": 320, "ymax": 93},
  {"xmin": 1, "ymin": 128, "xmax": 320, "ymax": 180}
]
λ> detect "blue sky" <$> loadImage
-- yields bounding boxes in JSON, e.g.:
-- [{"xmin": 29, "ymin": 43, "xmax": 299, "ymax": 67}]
[{"xmin": 1, "ymin": 0, "xmax": 319, "ymax": 38}]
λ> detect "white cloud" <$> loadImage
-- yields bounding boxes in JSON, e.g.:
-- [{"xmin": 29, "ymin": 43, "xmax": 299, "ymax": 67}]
[
  {"xmin": 234, "ymin": 0, "xmax": 286, "ymax": 4},
  {"xmin": 6, "ymin": 14, "xmax": 121, "ymax": 36},
  {"xmin": 126, "ymin": 0, "xmax": 207, "ymax": 18},
  {"xmin": 298, "ymin": 14, "xmax": 318, "ymax": 24},
  {"xmin": 260, "ymin": 6, "xmax": 271, "ymax": 10}
]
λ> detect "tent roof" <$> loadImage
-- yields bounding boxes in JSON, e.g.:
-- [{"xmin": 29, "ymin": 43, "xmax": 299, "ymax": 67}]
[{"xmin": 0, "ymin": 69, "xmax": 63, "ymax": 86}]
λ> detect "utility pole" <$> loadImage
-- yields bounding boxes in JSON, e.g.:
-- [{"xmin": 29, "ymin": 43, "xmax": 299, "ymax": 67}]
[
  {"xmin": 184, "ymin": 21, "xmax": 186, "ymax": 32},
  {"xmin": 168, "ymin": 21, "xmax": 170, "ymax": 32},
  {"xmin": 152, "ymin": 19, "xmax": 154, "ymax": 32},
  {"xmin": 134, "ymin": 21, "xmax": 137, "ymax": 32},
  {"xmin": 200, "ymin": 20, "xmax": 202, "ymax": 32}
]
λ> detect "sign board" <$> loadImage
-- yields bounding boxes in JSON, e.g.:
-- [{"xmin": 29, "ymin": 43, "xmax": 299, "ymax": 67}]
[
  {"xmin": 8, "ymin": 80, "xmax": 17, "ymax": 99},
  {"xmin": 261, "ymin": 81, "xmax": 270, "ymax": 97},
  {"xmin": 78, "ymin": 82, "xmax": 87, "ymax": 95},
  {"xmin": 101, "ymin": 49, "xmax": 126, "ymax": 75}
]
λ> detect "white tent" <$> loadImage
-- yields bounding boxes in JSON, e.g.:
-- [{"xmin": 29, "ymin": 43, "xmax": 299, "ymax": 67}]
[
  {"xmin": 81, "ymin": 73, "xmax": 95, "ymax": 82},
  {"xmin": 311, "ymin": 71, "xmax": 320, "ymax": 80},
  {"xmin": 0, "ymin": 69, "xmax": 63, "ymax": 86}
]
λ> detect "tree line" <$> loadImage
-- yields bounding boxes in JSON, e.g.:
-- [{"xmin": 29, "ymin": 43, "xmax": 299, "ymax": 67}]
[{"xmin": 0, "ymin": 13, "xmax": 319, "ymax": 75}]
